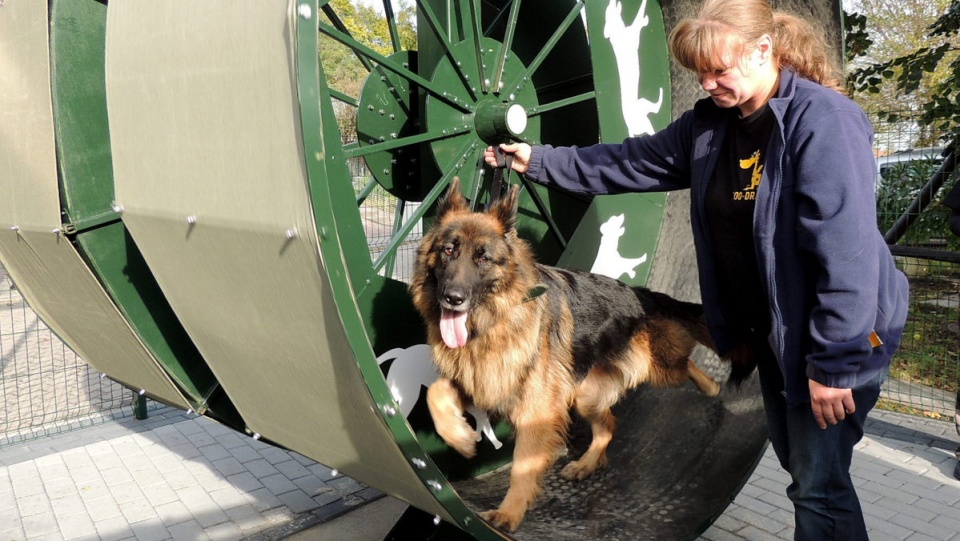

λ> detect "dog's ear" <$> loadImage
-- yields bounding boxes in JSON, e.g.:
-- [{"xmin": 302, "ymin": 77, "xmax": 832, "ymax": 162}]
[
  {"xmin": 490, "ymin": 184, "xmax": 520, "ymax": 236},
  {"xmin": 436, "ymin": 177, "xmax": 468, "ymax": 221}
]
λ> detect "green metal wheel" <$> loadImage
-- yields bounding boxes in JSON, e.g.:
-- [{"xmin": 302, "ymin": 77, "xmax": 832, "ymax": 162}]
[{"xmin": 301, "ymin": 1, "xmax": 766, "ymax": 539}]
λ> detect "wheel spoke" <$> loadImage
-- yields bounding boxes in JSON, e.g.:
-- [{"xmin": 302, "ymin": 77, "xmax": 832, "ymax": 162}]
[
  {"xmin": 320, "ymin": 22, "xmax": 473, "ymax": 114},
  {"xmin": 355, "ymin": 178, "xmax": 379, "ymax": 206},
  {"xmin": 381, "ymin": 0, "xmax": 402, "ymax": 54},
  {"xmin": 466, "ymin": 0, "xmax": 487, "ymax": 95},
  {"xmin": 527, "ymin": 89, "xmax": 595, "ymax": 117},
  {"xmin": 491, "ymin": 0, "xmax": 521, "ymax": 95},
  {"xmin": 320, "ymin": 4, "xmax": 374, "ymax": 72},
  {"xmin": 329, "ymin": 88, "xmax": 359, "ymax": 107},
  {"xmin": 518, "ymin": 175, "xmax": 569, "ymax": 249},
  {"xmin": 501, "ymin": 1, "xmax": 585, "ymax": 97},
  {"xmin": 372, "ymin": 139, "xmax": 472, "ymax": 273},
  {"xmin": 414, "ymin": 0, "xmax": 480, "ymax": 103},
  {"xmin": 344, "ymin": 125, "xmax": 471, "ymax": 160}
]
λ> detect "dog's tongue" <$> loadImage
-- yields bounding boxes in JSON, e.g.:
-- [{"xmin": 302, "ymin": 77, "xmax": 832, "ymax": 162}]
[{"xmin": 440, "ymin": 309, "xmax": 469, "ymax": 348}]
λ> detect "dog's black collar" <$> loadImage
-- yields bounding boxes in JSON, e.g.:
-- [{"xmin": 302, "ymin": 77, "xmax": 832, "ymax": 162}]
[{"xmin": 523, "ymin": 283, "xmax": 548, "ymax": 303}]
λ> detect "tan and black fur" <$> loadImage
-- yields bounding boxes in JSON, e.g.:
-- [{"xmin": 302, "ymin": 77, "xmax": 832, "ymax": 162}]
[{"xmin": 409, "ymin": 178, "xmax": 724, "ymax": 532}]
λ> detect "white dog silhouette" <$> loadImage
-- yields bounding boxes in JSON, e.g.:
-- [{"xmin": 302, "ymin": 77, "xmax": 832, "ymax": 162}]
[
  {"xmin": 377, "ymin": 345, "xmax": 503, "ymax": 449},
  {"xmin": 590, "ymin": 214, "xmax": 648, "ymax": 280},
  {"xmin": 604, "ymin": 0, "xmax": 664, "ymax": 136}
]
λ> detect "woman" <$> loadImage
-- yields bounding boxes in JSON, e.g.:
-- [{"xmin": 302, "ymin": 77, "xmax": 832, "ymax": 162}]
[{"xmin": 484, "ymin": 0, "xmax": 909, "ymax": 539}]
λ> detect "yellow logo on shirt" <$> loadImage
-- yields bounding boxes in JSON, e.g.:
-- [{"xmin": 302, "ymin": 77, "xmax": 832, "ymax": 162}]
[{"xmin": 735, "ymin": 150, "xmax": 763, "ymax": 201}]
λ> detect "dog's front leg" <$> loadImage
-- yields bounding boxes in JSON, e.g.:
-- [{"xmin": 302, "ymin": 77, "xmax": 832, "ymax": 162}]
[
  {"xmin": 426, "ymin": 378, "xmax": 477, "ymax": 458},
  {"xmin": 481, "ymin": 409, "xmax": 566, "ymax": 532}
]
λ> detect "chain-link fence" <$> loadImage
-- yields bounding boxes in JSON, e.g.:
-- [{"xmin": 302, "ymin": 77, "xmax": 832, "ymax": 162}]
[
  {"xmin": 0, "ymin": 262, "xmax": 148, "ymax": 445},
  {"xmin": 871, "ymin": 106, "xmax": 960, "ymax": 420}
]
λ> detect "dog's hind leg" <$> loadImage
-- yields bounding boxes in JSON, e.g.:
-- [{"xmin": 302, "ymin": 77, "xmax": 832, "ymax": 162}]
[
  {"xmin": 687, "ymin": 359, "xmax": 720, "ymax": 397},
  {"xmin": 561, "ymin": 365, "xmax": 622, "ymax": 481},
  {"xmin": 427, "ymin": 378, "xmax": 478, "ymax": 458}
]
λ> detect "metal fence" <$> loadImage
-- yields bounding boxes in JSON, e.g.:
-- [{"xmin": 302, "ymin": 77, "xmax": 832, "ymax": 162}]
[
  {"xmin": 0, "ymin": 262, "xmax": 149, "ymax": 445},
  {"xmin": 870, "ymin": 107, "xmax": 959, "ymax": 420}
]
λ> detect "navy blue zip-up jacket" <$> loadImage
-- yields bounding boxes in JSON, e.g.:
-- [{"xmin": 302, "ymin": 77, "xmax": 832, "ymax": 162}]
[{"xmin": 525, "ymin": 69, "xmax": 909, "ymax": 405}]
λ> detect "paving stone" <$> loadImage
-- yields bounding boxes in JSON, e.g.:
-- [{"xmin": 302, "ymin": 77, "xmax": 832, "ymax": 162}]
[{"xmin": 166, "ymin": 519, "xmax": 208, "ymax": 541}]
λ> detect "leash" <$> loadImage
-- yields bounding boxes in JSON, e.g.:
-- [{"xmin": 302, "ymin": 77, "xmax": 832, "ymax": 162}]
[
  {"xmin": 490, "ymin": 145, "xmax": 514, "ymax": 204},
  {"xmin": 489, "ymin": 145, "xmax": 548, "ymax": 303}
]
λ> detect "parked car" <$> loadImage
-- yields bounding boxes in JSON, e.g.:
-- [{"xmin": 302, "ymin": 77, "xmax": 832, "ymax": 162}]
[{"xmin": 876, "ymin": 146, "xmax": 946, "ymax": 189}]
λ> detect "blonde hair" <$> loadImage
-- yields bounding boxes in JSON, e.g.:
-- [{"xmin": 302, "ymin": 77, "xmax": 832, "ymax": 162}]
[{"xmin": 668, "ymin": 0, "xmax": 845, "ymax": 94}]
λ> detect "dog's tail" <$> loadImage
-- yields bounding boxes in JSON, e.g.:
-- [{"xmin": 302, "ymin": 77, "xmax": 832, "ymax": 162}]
[
  {"xmin": 635, "ymin": 288, "xmax": 715, "ymax": 346},
  {"xmin": 722, "ymin": 337, "xmax": 761, "ymax": 388},
  {"xmin": 636, "ymin": 288, "xmax": 758, "ymax": 387}
]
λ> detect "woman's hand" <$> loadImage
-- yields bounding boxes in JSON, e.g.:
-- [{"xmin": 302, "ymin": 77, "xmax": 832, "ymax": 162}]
[
  {"xmin": 483, "ymin": 143, "xmax": 532, "ymax": 174},
  {"xmin": 808, "ymin": 379, "xmax": 855, "ymax": 429}
]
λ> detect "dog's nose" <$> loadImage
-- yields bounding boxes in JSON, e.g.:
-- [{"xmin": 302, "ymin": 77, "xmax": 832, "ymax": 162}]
[{"xmin": 443, "ymin": 290, "xmax": 466, "ymax": 307}]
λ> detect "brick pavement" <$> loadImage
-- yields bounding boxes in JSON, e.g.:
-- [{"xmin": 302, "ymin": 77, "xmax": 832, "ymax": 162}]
[{"xmin": 0, "ymin": 406, "xmax": 957, "ymax": 540}]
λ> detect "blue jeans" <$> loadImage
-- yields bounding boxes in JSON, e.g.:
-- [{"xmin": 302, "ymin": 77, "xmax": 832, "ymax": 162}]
[{"xmin": 757, "ymin": 358, "xmax": 883, "ymax": 541}]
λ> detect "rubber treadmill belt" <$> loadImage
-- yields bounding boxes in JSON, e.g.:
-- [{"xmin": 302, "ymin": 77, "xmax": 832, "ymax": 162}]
[{"xmin": 453, "ymin": 374, "xmax": 768, "ymax": 540}]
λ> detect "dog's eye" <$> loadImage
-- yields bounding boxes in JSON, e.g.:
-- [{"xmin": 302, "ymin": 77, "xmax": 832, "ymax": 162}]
[{"xmin": 443, "ymin": 244, "xmax": 455, "ymax": 256}]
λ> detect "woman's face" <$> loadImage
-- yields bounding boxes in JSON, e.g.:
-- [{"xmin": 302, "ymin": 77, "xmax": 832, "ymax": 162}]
[{"xmin": 696, "ymin": 37, "xmax": 775, "ymax": 116}]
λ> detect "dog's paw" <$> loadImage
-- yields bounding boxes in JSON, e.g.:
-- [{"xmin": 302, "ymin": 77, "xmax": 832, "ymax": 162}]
[
  {"xmin": 436, "ymin": 418, "xmax": 478, "ymax": 458},
  {"xmin": 560, "ymin": 456, "xmax": 605, "ymax": 481},
  {"xmin": 448, "ymin": 430, "xmax": 478, "ymax": 458},
  {"xmin": 480, "ymin": 508, "xmax": 523, "ymax": 532}
]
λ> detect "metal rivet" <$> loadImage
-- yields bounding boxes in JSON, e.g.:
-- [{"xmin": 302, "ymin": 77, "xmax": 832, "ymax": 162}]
[
  {"xmin": 411, "ymin": 457, "xmax": 427, "ymax": 470},
  {"xmin": 186, "ymin": 215, "xmax": 197, "ymax": 225},
  {"xmin": 252, "ymin": 433, "xmax": 261, "ymax": 440},
  {"xmin": 298, "ymin": 4, "xmax": 312, "ymax": 19},
  {"xmin": 285, "ymin": 228, "xmax": 298, "ymax": 239},
  {"xmin": 433, "ymin": 515, "xmax": 441, "ymax": 525},
  {"xmin": 427, "ymin": 480, "xmax": 442, "ymax": 492},
  {"xmin": 138, "ymin": 389, "xmax": 146, "ymax": 396},
  {"xmin": 330, "ymin": 469, "xmax": 339, "ymax": 477},
  {"xmin": 9, "ymin": 226, "xmax": 19, "ymax": 232},
  {"xmin": 383, "ymin": 404, "xmax": 397, "ymax": 417}
]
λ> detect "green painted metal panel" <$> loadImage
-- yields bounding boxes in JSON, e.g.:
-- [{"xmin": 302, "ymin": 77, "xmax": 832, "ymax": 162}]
[
  {"xmin": 102, "ymin": 1, "xmax": 474, "ymax": 532},
  {"xmin": 48, "ymin": 0, "xmax": 241, "ymax": 424},
  {"xmin": 566, "ymin": 0, "xmax": 673, "ymax": 287},
  {"xmin": 0, "ymin": 0, "xmax": 188, "ymax": 410}
]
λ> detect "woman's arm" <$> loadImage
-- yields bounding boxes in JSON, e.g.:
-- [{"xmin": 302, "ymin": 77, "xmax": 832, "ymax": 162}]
[{"xmin": 484, "ymin": 110, "xmax": 698, "ymax": 196}]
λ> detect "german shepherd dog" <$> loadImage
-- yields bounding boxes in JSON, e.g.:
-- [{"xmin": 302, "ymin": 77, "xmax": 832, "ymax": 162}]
[{"xmin": 409, "ymin": 178, "xmax": 724, "ymax": 532}]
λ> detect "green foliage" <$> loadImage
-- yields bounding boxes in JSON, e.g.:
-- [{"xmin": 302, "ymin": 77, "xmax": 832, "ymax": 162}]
[
  {"xmin": 318, "ymin": 1, "xmax": 418, "ymax": 143},
  {"xmin": 319, "ymin": 0, "xmax": 417, "ymax": 96},
  {"xmin": 876, "ymin": 158, "xmax": 960, "ymax": 249},
  {"xmin": 846, "ymin": 1, "xmax": 960, "ymax": 140},
  {"xmin": 843, "ymin": 11, "xmax": 872, "ymax": 64}
]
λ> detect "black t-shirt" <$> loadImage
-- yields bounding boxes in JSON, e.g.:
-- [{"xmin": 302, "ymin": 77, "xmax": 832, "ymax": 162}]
[{"xmin": 706, "ymin": 104, "xmax": 776, "ymax": 336}]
